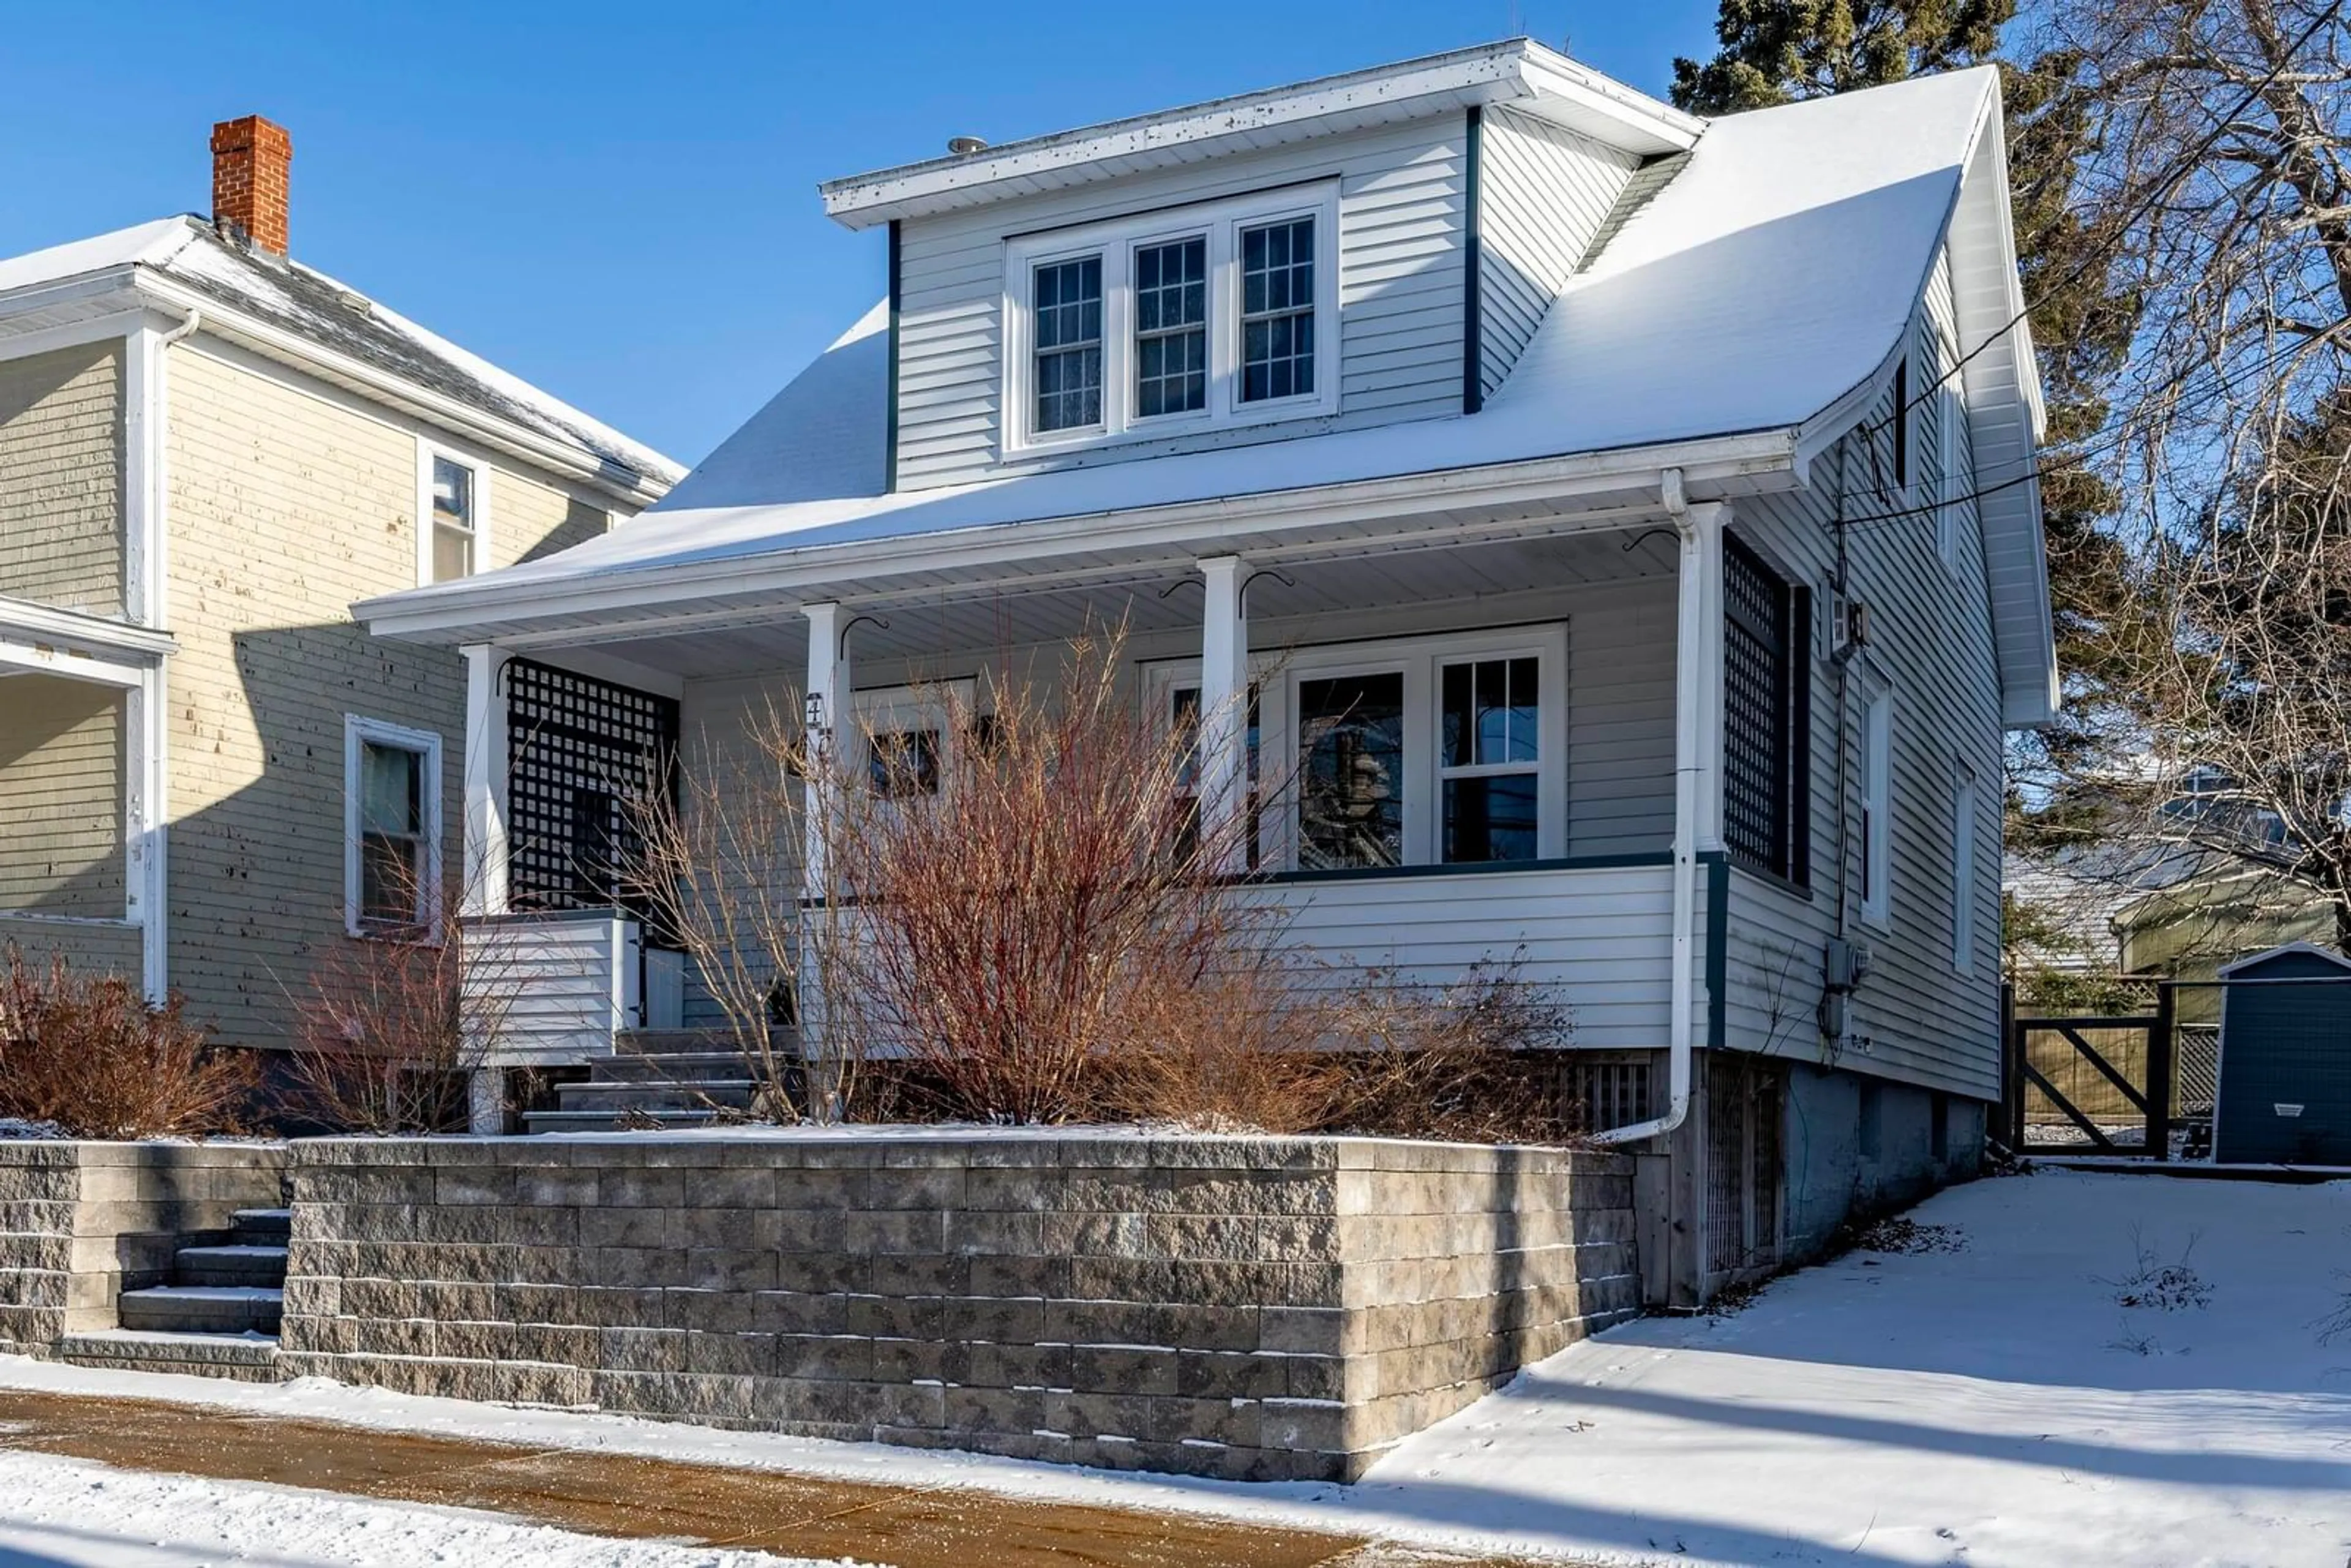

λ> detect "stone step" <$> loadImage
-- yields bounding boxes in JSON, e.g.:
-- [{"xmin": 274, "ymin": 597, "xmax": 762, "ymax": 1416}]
[
  {"xmin": 174, "ymin": 1244, "xmax": 290, "ymax": 1289},
  {"xmin": 521, "ymin": 1107, "xmax": 740, "ymax": 1135},
  {"xmin": 55, "ymin": 1328, "xmax": 281, "ymax": 1383},
  {"xmin": 231, "ymin": 1207, "xmax": 292, "ymax": 1244},
  {"xmin": 118, "ymin": 1285, "xmax": 282, "ymax": 1336},
  {"xmin": 613, "ymin": 1028, "xmax": 746, "ymax": 1056},
  {"xmin": 590, "ymin": 1052, "xmax": 766, "ymax": 1086},
  {"xmin": 557, "ymin": 1082, "xmax": 757, "ymax": 1114}
]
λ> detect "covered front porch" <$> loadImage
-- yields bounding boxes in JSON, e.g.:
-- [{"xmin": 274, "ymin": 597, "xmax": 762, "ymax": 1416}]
[{"xmin": 408, "ymin": 470, "xmax": 1753, "ymax": 1136}]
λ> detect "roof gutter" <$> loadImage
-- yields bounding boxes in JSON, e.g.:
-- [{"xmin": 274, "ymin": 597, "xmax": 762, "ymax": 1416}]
[
  {"xmin": 355, "ymin": 427, "xmax": 1802, "ymax": 643},
  {"xmin": 128, "ymin": 272, "xmax": 676, "ymax": 510}
]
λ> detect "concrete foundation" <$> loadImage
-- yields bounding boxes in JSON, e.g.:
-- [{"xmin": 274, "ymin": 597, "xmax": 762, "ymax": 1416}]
[{"xmin": 279, "ymin": 1131, "xmax": 1638, "ymax": 1482}]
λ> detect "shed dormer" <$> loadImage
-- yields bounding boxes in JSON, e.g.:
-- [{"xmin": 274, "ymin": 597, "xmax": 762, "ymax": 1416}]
[{"xmin": 819, "ymin": 40, "xmax": 1702, "ymax": 493}]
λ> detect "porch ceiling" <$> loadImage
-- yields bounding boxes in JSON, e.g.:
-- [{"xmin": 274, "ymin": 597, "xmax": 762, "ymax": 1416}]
[{"xmin": 531, "ymin": 522, "xmax": 1681, "ymax": 679}]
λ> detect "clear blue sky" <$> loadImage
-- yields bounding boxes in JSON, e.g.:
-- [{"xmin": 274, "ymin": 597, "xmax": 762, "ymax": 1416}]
[{"xmin": 0, "ymin": 2, "xmax": 1722, "ymax": 468}]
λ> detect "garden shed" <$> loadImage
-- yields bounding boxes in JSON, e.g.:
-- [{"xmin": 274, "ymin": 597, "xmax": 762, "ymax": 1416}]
[{"xmin": 2213, "ymin": 942, "xmax": 2351, "ymax": 1166}]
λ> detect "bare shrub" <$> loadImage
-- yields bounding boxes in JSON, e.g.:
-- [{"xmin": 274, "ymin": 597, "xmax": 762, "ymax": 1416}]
[
  {"xmin": 0, "ymin": 943, "xmax": 253, "ymax": 1138},
  {"xmin": 820, "ymin": 626, "xmax": 1253, "ymax": 1125},
  {"xmin": 2102, "ymin": 1226, "xmax": 2214, "ymax": 1311},
  {"xmin": 282, "ymin": 865, "xmax": 530, "ymax": 1133}
]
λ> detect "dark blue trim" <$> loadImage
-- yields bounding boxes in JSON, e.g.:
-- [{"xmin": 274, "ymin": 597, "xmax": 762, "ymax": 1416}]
[
  {"xmin": 1460, "ymin": 105, "xmax": 1484, "ymax": 416},
  {"xmin": 1702, "ymin": 850, "xmax": 1730, "ymax": 1051},
  {"xmin": 885, "ymin": 219, "xmax": 902, "ymax": 495},
  {"xmin": 1259, "ymin": 851, "xmax": 1672, "ymax": 887}
]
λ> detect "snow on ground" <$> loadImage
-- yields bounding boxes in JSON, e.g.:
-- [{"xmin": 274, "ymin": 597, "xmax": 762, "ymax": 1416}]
[
  {"xmin": 0, "ymin": 1447, "xmax": 852, "ymax": 1567},
  {"xmin": 0, "ymin": 1171, "xmax": 2341, "ymax": 1566}
]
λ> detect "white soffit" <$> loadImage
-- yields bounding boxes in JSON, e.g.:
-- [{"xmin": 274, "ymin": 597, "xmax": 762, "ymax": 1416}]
[{"xmin": 819, "ymin": 39, "xmax": 1701, "ymax": 230}]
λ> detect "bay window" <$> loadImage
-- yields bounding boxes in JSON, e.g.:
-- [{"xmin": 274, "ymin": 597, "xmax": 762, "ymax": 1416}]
[{"xmin": 1004, "ymin": 185, "xmax": 1338, "ymax": 452}]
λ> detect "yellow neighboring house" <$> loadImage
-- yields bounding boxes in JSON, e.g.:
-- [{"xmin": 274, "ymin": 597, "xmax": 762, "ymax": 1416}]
[{"xmin": 0, "ymin": 115, "xmax": 680, "ymax": 1051}]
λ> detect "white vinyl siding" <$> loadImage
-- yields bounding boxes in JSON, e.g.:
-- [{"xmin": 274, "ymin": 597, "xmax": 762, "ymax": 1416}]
[
  {"xmin": 893, "ymin": 116, "xmax": 1469, "ymax": 489},
  {"xmin": 1716, "ymin": 290, "xmax": 2006, "ymax": 1101},
  {"xmin": 1475, "ymin": 107, "xmax": 1641, "ymax": 397}
]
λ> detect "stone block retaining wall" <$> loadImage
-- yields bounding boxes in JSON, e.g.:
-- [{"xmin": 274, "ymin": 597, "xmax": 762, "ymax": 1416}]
[
  {"xmin": 280, "ymin": 1132, "xmax": 1636, "ymax": 1482},
  {"xmin": 0, "ymin": 1141, "xmax": 288, "ymax": 1347}
]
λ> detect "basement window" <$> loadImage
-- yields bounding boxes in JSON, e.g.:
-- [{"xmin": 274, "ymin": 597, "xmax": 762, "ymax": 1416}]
[{"xmin": 1003, "ymin": 184, "xmax": 1338, "ymax": 454}]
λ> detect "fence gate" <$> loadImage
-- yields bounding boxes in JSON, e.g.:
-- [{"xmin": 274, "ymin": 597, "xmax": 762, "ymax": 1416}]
[{"xmin": 2001, "ymin": 985, "xmax": 2178, "ymax": 1158}]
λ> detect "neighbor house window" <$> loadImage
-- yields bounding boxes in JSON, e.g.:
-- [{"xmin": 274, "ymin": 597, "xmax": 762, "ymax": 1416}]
[
  {"xmin": 1860, "ymin": 685, "xmax": 1892, "ymax": 927},
  {"xmin": 1004, "ymin": 185, "xmax": 1337, "ymax": 451},
  {"xmin": 1150, "ymin": 625, "xmax": 1565, "ymax": 874},
  {"xmin": 1723, "ymin": 537, "xmax": 1811, "ymax": 886},
  {"xmin": 418, "ymin": 443, "xmax": 487, "ymax": 586},
  {"xmin": 345, "ymin": 715, "xmax": 443, "ymax": 937},
  {"xmin": 1951, "ymin": 763, "xmax": 1978, "ymax": 972}
]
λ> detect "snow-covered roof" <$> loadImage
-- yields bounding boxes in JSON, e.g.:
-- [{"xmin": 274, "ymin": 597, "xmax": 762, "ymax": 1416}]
[
  {"xmin": 819, "ymin": 38, "xmax": 1702, "ymax": 230},
  {"xmin": 0, "ymin": 216, "xmax": 681, "ymax": 492},
  {"xmin": 362, "ymin": 63, "xmax": 2050, "ymax": 715}
]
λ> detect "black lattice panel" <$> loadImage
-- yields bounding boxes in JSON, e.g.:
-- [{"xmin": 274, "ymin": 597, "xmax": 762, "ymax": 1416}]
[{"xmin": 504, "ymin": 658, "xmax": 679, "ymax": 919}]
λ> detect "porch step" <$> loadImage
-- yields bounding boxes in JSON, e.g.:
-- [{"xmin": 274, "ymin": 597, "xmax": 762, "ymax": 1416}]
[
  {"xmin": 54, "ymin": 1328, "xmax": 282, "ymax": 1382},
  {"xmin": 521, "ymin": 1107, "xmax": 740, "ymax": 1135},
  {"xmin": 231, "ymin": 1208, "xmax": 293, "ymax": 1244},
  {"xmin": 173, "ymin": 1244, "xmax": 290, "ymax": 1289},
  {"xmin": 117, "ymin": 1285, "xmax": 283, "ymax": 1336},
  {"xmin": 587, "ymin": 1052, "xmax": 761, "ymax": 1086},
  {"xmin": 615, "ymin": 1027, "xmax": 755, "ymax": 1056},
  {"xmin": 556, "ymin": 1081, "xmax": 757, "ymax": 1114}
]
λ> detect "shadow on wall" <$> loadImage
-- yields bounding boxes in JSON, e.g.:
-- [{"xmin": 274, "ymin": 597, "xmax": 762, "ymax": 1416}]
[
  {"xmin": 0, "ymin": 673, "xmax": 126, "ymax": 920},
  {"xmin": 515, "ymin": 498, "xmax": 615, "ymax": 565}
]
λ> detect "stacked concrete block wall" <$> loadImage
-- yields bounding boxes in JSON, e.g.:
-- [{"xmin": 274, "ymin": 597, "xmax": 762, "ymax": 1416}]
[
  {"xmin": 280, "ymin": 1133, "xmax": 1636, "ymax": 1481},
  {"xmin": 0, "ymin": 1142, "xmax": 288, "ymax": 1349}
]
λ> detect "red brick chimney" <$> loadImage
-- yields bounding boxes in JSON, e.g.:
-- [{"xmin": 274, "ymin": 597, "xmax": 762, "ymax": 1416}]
[{"xmin": 210, "ymin": 116, "xmax": 292, "ymax": 253}]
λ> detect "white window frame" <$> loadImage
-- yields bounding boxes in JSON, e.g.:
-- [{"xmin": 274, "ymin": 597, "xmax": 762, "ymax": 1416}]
[
  {"xmin": 1859, "ymin": 680, "xmax": 1893, "ymax": 930},
  {"xmin": 1146, "ymin": 623, "xmax": 1567, "ymax": 872},
  {"xmin": 1951, "ymin": 760, "xmax": 1978, "ymax": 973},
  {"xmin": 344, "ymin": 715, "xmax": 444, "ymax": 939},
  {"xmin": 416, "ymin": 438, "xmax": 492, "ymax": 587},
  {"xmin": 1001, "ymin": 183, "xmax": 1340, "ymax": 456}
]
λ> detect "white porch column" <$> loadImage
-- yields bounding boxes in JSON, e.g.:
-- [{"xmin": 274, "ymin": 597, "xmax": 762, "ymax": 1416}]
[
  {"xmin": 123, "ymin": 662, "xmax": 170, "ymax": 1005},
  {"xmin": 461, "ymin": 645, "xmax": 512, "ymax": 918},
  {"xmin": 467, "ymin": 1067, "xmax": 506, "ymax": 1136},
  {"xmin": 801, "ymin": 603, "xmax": 847, "ymax": 889},
  {"xmin": 1196, "ymin": 557, "xmax": 1249, "ymax": 875},
  {"xmin": 1687, "ymin": 502, "xmax": 1728, "ymax": 853}
]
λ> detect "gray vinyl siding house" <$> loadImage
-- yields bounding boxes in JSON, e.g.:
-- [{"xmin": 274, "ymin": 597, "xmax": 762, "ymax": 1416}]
[{"xmin": 359, "ymin": 41, "xmax": 2057, "ymax": 1306}]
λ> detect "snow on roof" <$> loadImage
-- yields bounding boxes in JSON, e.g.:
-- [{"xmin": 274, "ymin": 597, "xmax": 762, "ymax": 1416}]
[
  {"xmin": 392, "ymin": 66, "xmax": 1995, "ymax": 606},
  {"xmin": 653, "ymin": 302, "xmax": 888, "ymax": 512},
  {"xmin": 0, "ymin": 216, "xmax": 681, "ymax": 486}
]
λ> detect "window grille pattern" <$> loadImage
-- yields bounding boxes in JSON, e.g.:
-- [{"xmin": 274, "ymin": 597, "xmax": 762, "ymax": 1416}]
[
  {"xmin": 505, "ymin": 658, "xmax": 678, "ymax": 926},
  {"xmin": 1133, "ymin": 237, "xmax": 1207, "ymax": 418},
  {"xmin": 1033, "ymin": 257, "xmax": 1103, "ymax": 432},
  {"xmin": 1564, "ymin": 1057, "xmax": 1653, "ymax": 1133},
  {"xmin": 1723, "ymin": 538, "xmax": 1807, "ymax": 882},
  {"xmin": 1240, "ymin": 218, "xmax": 1315, "ymax": 402}
]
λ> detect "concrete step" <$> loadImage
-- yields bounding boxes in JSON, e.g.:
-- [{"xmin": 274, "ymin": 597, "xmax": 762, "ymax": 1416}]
[
  {"xmin": 522, "ymin": 1107, "xmax": 741, "ymax": 1135},
  {"xmin": 174, "ymin": 1244, "xmax": 290, "ymax": 1289},
  {"xmin": 117, "ymin": 1285, "xmax": 282, "ymax": 1336},
  {"xmin": 231, "ymin": 1207, "xmax": 292, "ymax": 1244},
  {"xmin": 55, "ymin": 1328, "xmax": 281, "ymax": 1382},
  {"xmin": 590, "ymin": 1052, "xmax": 766, "ymax": 1086},
  {"xmin": 557, "ymin": 1082, "xmax": 757, "ymax": 1114},
  {"xmin": 614, "ymin": 1028, "xmax": 747, "ymax": 1056}
]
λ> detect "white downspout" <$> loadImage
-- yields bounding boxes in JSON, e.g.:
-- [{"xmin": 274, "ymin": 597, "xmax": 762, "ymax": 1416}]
[{"xmin": 1592, "ymin": 469, "xmax": 1707, "ymax": 1146}]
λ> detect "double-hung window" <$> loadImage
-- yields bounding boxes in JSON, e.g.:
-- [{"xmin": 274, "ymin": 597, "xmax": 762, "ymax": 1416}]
[
  {"xmin": 1951, "ymin": 762, "xmax": 1978, "ymax": 971},
  {"xmin": 345, "ymin": 715, "xmax": 443, "ymax": 937},
  {"xmin": 418, "ymin": 443, "xmax": 487, "ymax": 585},
  {"xmin": 1723, "ymin": 537, "xmax": 1812, "ymax": 886},
  {"xmin": 1151, "ymin": 625, "xmax": 1564, "ymax": 874},
  {"xmin": 1006, "ymin": 185, "xmax": 1338, "ymax": 452},
  {"xmin": 1860, "ymin": 682, "xmax": 1893, "ymax": 928},
  {"xmin": 1937, "ymin": 331, "xmax": 1968, "ymax": 573}
]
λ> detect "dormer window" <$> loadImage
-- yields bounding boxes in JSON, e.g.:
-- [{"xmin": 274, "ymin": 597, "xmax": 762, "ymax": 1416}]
[{"xmin": 1003, "ymin": 184, "xmax": 1338, "ymax": 454}]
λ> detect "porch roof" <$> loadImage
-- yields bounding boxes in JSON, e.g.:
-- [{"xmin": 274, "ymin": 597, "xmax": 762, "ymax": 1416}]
[{"xmin": 357, "ymin": 67, "xmax": 2050, "ymax": 719}]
